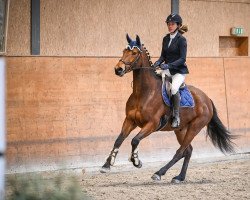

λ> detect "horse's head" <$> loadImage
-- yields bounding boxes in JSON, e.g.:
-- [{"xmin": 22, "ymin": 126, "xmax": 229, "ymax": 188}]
[{"xmin": 115, "ymin": 34, "xmax": 142, "ymax": 77}]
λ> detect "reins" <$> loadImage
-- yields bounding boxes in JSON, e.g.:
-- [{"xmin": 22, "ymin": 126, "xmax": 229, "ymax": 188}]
[{"xmin": 132, "ymin": 66, "xmax": 155, "ymax": 70}]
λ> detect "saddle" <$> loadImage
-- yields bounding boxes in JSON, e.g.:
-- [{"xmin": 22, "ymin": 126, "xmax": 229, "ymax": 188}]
[
  {"xmin": 156, "ymin": 69, "xmax": 195, "ymax": 107},
  {"xmin": 155, "ymin": 69, "xmax": 195, "ymax": 131},
  {"xmin": 162, "ymin": 81, "xmax": 194, "ymax": 107}
]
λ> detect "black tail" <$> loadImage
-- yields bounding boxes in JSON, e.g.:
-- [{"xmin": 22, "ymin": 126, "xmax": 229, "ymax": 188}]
[{"xmin": 207, "ymin": 101, "xmax": 236, "ymax": 153}]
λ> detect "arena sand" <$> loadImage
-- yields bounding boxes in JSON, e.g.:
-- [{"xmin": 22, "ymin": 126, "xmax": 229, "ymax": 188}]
[{"xmin": 81, "ymin": 154, "xmax": 250, "ymax": 200}]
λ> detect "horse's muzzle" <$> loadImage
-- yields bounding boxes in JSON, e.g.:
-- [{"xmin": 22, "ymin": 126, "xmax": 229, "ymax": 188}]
[{"xmin": 114, "ymin": 67, "xmax": 125, "ymax": 77}]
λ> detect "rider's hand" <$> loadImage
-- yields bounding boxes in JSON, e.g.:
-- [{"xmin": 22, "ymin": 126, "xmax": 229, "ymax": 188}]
[
  {"xmin": 160, "ymin": 63, "xmax": 169, "ymax": 70},
  {"xmin": 155, "ymin": 69, "xmax": 162, "ymax": 75},
  {"xmin": 153, "ymin": 60, "xmax": 162, "ymax": 68}
]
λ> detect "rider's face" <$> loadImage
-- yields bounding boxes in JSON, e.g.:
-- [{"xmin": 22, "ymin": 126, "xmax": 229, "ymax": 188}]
[{"xmin": 167, "ymin": 22, "xmax": 178, "ymax": 34}]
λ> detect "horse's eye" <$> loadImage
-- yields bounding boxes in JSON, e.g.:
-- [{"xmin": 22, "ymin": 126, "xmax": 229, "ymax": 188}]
[{"xmin": 132, "ymin": 52, "xmax": 137, "ymax": 55}]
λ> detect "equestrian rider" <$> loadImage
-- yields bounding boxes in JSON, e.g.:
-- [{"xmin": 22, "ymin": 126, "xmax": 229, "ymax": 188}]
[{"xmin": 153, "ymin": 14, "xmax": 188, "ymax": 128}]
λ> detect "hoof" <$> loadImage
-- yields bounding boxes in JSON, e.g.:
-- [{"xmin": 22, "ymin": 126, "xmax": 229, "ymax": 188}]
[
  {"xmin": 100, "ymin": 167, "xmax": 110, "ymax": 173},
  {"xmin": 135, "ymin": 160, "xmax": 142, "ymax": 168},
  {"xmin": 171, "ymin": 178, "xmax": 183, "ymax": 184},
  {"xmin": 151, "ymin": 174, "xmax": 161, "ymax": 181},
  {"xmin": 131, "ymin": 158, "xmax": 142, "ymax": 168}
]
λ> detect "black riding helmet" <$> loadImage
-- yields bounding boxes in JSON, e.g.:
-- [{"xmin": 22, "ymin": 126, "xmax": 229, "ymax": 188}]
[{"xmin": 166, "ymin": 14, "xmax": 182, "ymax": 26}]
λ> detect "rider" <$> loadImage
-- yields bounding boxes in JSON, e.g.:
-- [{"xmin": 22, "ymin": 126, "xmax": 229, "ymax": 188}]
[{"xmin": 153, "ymin": 13, "xmax": 189, "ymax": 128}]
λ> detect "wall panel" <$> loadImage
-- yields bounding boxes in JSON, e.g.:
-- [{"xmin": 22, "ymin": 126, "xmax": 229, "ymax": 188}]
[
  {"xmin": 186, "ymin": 58, "xmax": 228, "ymax": 125},
  {"xmin": 181, "ymin": 0, "xmax": 250, "ymax": 56},
  {"xmin": 224, "ymin": 57, "xmax": 250, "ymax": 152},
  {"xmin": 7, "ymin": 0, "xmax": 30, "ymax": 55},
  {"xmin": 6, "ymin": 57, "xmax": 250, "ymax": 173},
  {"xmin": 6, "ymin": 0, "xmax": 250, "ymax": 57}
]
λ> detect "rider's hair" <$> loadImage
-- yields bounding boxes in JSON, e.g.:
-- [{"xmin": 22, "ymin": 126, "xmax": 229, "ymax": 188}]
[{"xmin": 178, "ymin": 25, "xmax": 188, "ymax": 34}]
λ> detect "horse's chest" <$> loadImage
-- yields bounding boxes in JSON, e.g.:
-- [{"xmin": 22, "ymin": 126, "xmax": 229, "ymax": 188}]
[
  {"xmin": 132, "ymin": 109, "xmax": 146, "ymax": 127},
  {"xmin": 127, "ymin": 92, "xmax": 160, "ymax": 125},
  {"xmin": 129, "ymin": 105, "xmax": 153, "ymax": 126}
]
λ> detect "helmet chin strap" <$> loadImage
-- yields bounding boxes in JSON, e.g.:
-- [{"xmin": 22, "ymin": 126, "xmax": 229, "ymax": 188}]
[{"xmin": 170, "ymin": 27, "xmax": 179, "ymax": 34}]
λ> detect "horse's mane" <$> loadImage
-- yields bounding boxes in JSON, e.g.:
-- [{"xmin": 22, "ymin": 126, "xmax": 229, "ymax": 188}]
[
  {"xmin": 142, "ymin": 44, "xmax": 153, "ymax": 67},
  {"xmin": 141, "ymin": 44, "xmax": 161, "ymax": 80}
]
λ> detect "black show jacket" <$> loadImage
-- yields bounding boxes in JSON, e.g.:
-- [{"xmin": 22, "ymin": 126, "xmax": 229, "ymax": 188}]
[{"xmin": 159, "ymin": 32, "xmax": 189, "ymax": 75}]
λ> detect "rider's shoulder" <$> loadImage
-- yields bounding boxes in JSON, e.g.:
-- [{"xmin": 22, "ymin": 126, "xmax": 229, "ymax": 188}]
[
  {"xmin": 163, "ymin": 34, "xmax": 170, "ymax": 40},
  {"xmin": 178, "ymin": 33, "xmax": 187, "ymax": 41}
]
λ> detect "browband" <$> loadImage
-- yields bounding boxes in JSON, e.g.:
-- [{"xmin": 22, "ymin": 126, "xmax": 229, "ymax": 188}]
[{"xmin": 126, "ymin": 44, "xmax": 142, "ymax": 52}]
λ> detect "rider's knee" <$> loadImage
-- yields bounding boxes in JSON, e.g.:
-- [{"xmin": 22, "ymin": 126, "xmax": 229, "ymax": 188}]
[{"xmin": 171, "ymin": 87, "xmax": 178, "ymax": 95}]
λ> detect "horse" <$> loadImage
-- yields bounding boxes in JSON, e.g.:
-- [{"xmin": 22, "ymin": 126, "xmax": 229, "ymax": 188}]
[{"xmin": 100, "ymin": 34, "xmax": 235, "ymax": 183}]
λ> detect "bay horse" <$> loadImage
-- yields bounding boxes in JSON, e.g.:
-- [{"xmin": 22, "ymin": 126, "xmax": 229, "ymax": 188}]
[{"xmin": 100, "ymin": 34, "xmax": 235, "ymax": 183}]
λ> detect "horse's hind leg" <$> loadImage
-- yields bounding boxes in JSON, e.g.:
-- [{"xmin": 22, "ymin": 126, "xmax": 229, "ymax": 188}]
[
  {"xmin": 100, "ymin": 117, "xmax": 136, "ymax": 173},
  {"xmin": 152, "ymin": 117, "xmax": 206, "ymax": 181},
  {"xmin": 171, "ymin": 128, "xmax": 193, "ymax": 183},
  {"xmin": 172, "ymin": 145, "xmax": 193, "ymax": 183}
]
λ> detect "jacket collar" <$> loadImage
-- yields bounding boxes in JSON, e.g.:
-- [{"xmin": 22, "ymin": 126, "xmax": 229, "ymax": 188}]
[
  {"xmin": 170, "ymin": 31, "xmax": 178, "ymax": 39},
  {"xmin": 167, "ymin": 32, "xmax": 181, "ymax": 48}
]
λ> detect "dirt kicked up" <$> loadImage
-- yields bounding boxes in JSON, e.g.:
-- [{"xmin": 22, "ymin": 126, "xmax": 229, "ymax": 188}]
[{"xmin": 81, "ymin": 154, "xmax": 250, "ymax": 200}]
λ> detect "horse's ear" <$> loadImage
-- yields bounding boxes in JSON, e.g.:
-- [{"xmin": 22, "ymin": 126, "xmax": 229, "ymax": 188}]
[
  {"xmin": 126, "ymin": 33, "xmax": 132, "ymax": 43},
  {"xmin": 136, "ymin": 35, "xmax": 141, "ymax": 46}
]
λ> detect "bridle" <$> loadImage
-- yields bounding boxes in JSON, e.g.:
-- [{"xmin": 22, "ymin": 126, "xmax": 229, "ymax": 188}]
[
  {"xmin": 118, "ymin": 47, "xmax": 154, "ymax": 73},
  {"xmin": 119, "ymin": 51, "xmax": 141, "ymax": 73}
]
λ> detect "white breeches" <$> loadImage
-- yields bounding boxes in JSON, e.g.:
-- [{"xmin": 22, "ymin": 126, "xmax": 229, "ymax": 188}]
[{"xmin": 163, "ymin": 69, "xmax": 186, "ymax": 95}]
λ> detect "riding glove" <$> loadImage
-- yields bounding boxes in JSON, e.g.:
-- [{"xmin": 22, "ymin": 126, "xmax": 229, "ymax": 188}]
[
  {"xmin": 160, "ymin": 63, "xmax": 170, "ymax": 70},
  {"xmin": 153, "ymin": 60, "xmax": 163, "ymax": 68}
]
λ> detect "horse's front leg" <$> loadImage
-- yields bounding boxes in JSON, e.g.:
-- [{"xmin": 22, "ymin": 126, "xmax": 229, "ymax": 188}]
[
  {"xmin": 100, "ymin": 117, "xmax": 136, "ymax": 173},
  {"xmin": 129, "ymin": 122, "xmax": 158, "ymax": 168}
]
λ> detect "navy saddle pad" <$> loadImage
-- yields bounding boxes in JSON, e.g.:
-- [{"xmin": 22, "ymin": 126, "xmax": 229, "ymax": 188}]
[{"xmin": 162, "ymin": 83, "xmax": 195, "ymax": 107}]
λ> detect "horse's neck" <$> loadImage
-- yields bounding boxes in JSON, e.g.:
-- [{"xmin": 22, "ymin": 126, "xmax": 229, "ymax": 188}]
[{"xmin": 132, "ymin": 52, "xmax": 160, "ymax": 95}]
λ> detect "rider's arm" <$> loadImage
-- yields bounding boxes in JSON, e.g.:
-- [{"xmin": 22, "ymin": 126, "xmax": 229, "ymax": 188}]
[
  {"xmin": 158, "ymin": 39, "xmax": 165, "ymax": 63},
  {"xmin": 153, "ymin": 38, "xmax": 166, "ymax": 67}
]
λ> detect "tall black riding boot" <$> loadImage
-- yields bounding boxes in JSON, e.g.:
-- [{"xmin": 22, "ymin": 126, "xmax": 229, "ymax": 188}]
[{"xmin": 172, "ymin": 92, "xmax": 180, "ymax": 128}]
